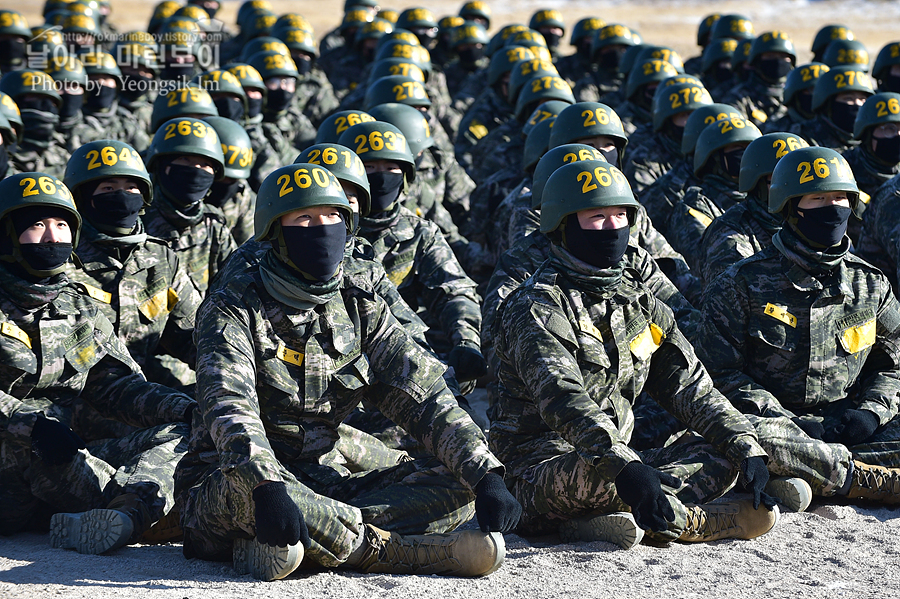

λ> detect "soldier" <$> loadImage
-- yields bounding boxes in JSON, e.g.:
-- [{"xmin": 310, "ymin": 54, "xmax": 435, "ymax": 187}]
[
  {"xmin": 699, "ymin": 39, "xmax": 738, "ymax": 100},
  {"xmin": 175, "ymin": 161, "xmax": 521, "ymax": 581},
  {"xmin": 318, "ymin": 4, "xmax": 374, "ymax": 58},
  {"xmin": 0, "ymin": 172, "xmax": 195, "ymax": 552},
  {"xmin": 0, "ymin": 112, "xmax": 13, "ymax": 180},
  {"xmin": 246, "ymin": 50, "xmax": 317, "ymax": 153},
  {"xmin": 320, "ymin": 17, "xmax": 388, "ymax": 101},
  {"xmin": 618, "ymin": 60, "xmax": 680, "ymax": 135},
  {"xmin": 683, "ymin": 14, "xmax": 720, "ymax": 75},
  {"xmin": 314, "ymin": 109, "xmax": 376, "ymax": 144},
  {"xmin": 271, "ymin": 26, "xmax": 339, "ymax": 127},
  {"xmin": 442, "ymin": 21, "xmax": 489, "ymax": 99},
  {"xmin": 572, "ymin": 24, "xmax": 639, "ymax": 103},
  {"xmin": 790, "ymin": 66, "xmax": 874, "ymax": 153},
  {"xmin": 763, "ymin": 63, "xmax": 830, "ymax": 134},
  {"xmin": 396, "ymin": 7, "xmax": 440, "ymax": 52},
  {"xmin": 528, "ymin": 9, "xmax": 565, "ymax": 59},
  {"xmin": 555, "ymin": 17, "xmax": 604, "ymax": 85},
  {"xmin": 822, "ymin": 39, "xmax": 870, "ymax": 72},
  {"xmin": 82, "ymin": 50, "xmax": 150, "ymax": 152},
  {"xmin": 873, "ymin": 42, "xmax": 900, "ymax": 93},
  {"xmin": 811, "ymin": 25, "xmax": 855, "ymax": 63},
  {"xmin": 699, "ymin": 146, "xmax": 900, "ymax": 512},
  {"xmin": 113, "ymin": 41, "xmax": 159, "ymax": 148},
  {"xmin": 42, "ymin": 56, "xmax": 98, "ymax": 149},
  {"xmin": 843, "ymin": 92, "xmax": 900, "ymax": 199},
  {"xmin": 203, "ymin": 116, "xmax": 256, "ymax": 246},
  {"xmin": 193, "ymin": 68, "xmax": 247, "ymax": 125},
  {"xmin": 0, "ymin": 10, "xmax": 30, "ymax": 74},
  {"xmin": 490, "ymin": 159, "xmax": 778, "ymax": 547}
]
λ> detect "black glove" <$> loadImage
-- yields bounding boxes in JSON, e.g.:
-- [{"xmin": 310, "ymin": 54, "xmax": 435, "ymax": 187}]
[
  {"xmin": 831, "ymin": 409, "xmax": 879, "ymax": 446},
  {"xmin": 474, "ymin": 472, "xmax": 522, "ymax": 533},
  {"xmin": 448, "ymin": 345, "xmax": 487, "ymax": 382},
  {"xmin": 31, "ymin": 416, "xmax": 86, "ymax": 466},
  {"xmin": 739, "ymin": 457, "xmax": 777, "ymax": 510},
  {"xmin": 614, "ymin": 462, "xmax": 682, "ymax": 532},
  {"xmin": 791, "ymin": 417, "xmax": 825, "ymax": 440},
  {"xmin": 252, "ymin": 482, "xmax": 311, "ymax": 548}
]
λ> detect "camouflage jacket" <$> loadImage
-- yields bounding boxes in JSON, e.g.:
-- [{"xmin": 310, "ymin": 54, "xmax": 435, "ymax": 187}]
[
  {"xmin": 449, "ymin": 65, "xmax": 488, "ymax": 113},
  {"xmin": 843, "ymin": 145, "xmax": 899, "ymax": 201},
  {"xmin": 322, "ymin": 50, "xmax": 369, "ymax": 101},
  {"xmin": 10, "ymin": 137, "xmax": 70, "ymax": 180},
  {"xmin": 789, "ymin": 117, "xmax": 859, "ymax": 154},
  {"xmin": 206, "ymin": 180, "xmax": 256, "ymax": 246},
  {"xmin": 82, "ymin": 103, "xmax": 152, "ymax": 154},
  {"xmin": 318, "ymin": 29, "xmax": 346, "ymax": 57},
  {"xmin": 698, "ymin": 225, "xmax": 900, "ymax": 424},
  {"xmin": 639, "ymin": 160, "xmax": 698, "ymax": 237},
  {"xmin": 490, "ymin": 242, "xmax": 764, "ymax": 479},
  {"xmin": 762, "ymin": 107, "xmax": 810, "ymax": 135},
  {"xmin": 470, "ymin": 118, "xmax": 524, "ymax": 185},
  {"xmin": 292, "ymin": 69, "xmax": 340, "ymax": 127},
  {"xmin": 853, "ymin": 176, "xmax": 900, "ymax": 290},
  {"xmin": 492, "ymin": 179, "xmax": 539, "ymax": 259},
  {"xmin": 454, "ymin": 87, "xmax": 514, "ymax": 178},
  {"xmin": 632, "ymin": 205, "xmax": 702, "ymax": 305},
  {"xmin": 246, "ymin": 118, "xmax": 294, "ymax": 193},
  {"xmin": 623, "ymin": 130, "xmax": 682, "ymax": 195},
  {"xmin": 572, "ymin": 69, "xmax": 622, "ymax": 104},
  {"xmin": 719, "ymin": 74, "xmax": 788, "ymax": 128},
  {"xmin": 613, "ymin": 99, "xmax": 651, "ymax": 136},
  {"xmin": 443, "ymin": 58, "xmax": 488, "ymax": 99},
  {"xmin": 556, "ymin": 52, "xmax": 595, "ymax": 88},
  {"xmin": 264, "ymin": 108, "xmax": 317, "ymax": 155}
]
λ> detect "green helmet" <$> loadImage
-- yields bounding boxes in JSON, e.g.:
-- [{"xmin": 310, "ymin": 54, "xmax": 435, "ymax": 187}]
[
  {"xmin": 254, "ymin": 163, "xmax": 351, "ymax": 241},
  {"xmin": 522, "ymin": 116, "xmax": 555, "ymax": 174},
  {"xmin": 0, "ymin": 92, "xmax": 23, "ymax": 144},
  {"xmin": 354, "ymin": 19, "xmax": 394, "ymax": 48},
  {"xmin": 696, "ymin": 14, "xmax": 720, "ymax": 47},
  {"xmin": 459, "ymin": 1, "xmax": 490, "ymax": 29},
  {"xmin": 515, "ymin": 75, "xmax": 574, "ymax": 122},
  {"xmin": 769, "ymin": 146, "xmax": 859, "ymax": 215},
  {"xmin": 227, "ymin": 63, "xmax": 267, "ymax": 94},
  {"xmin": 64, "ymin": 139, "xmax": 152, "ymax": 207},
  {"xmin": 27, "ymin": 29, "xmax": 67, "ymax": 69},
  {"xmin": 812, "ymin": 25, "xmax": 854, "ymax": 59},
  {"xmin": 150, "ymin": 85, "xmax": 218, "ymax": 133},
  {"xmin": 738, "ymin": 132, "xmax": 809, "ymax": 194},
  {"xmin": 701, "ymin": 38, "xmax": 739, "ymax": 74},
  {"xmin": 315, "ymin": 110, "xmax": 375, "ymax": 143},
  {"xmin": 337, "ymin": 120, "xmax": 416, "ymax": 183},
  {"xmin": 853, "ymin": 92, "xmax": 900, "ymax": 140},
  {"xmin": 240, "ymin": 11, "xmax": 276, "ymax": 39},
  {"xmin": 0, "ymin": 172, "xmax": 81, "ymax": 276},
  {"xmin": 625, "ymin": 60, "xmax": 679, "ymax": 102},
  {"xmin": 340, "ymin": 8, "xmax": 373, "ymax": 33},
  {"xmin": 783, "ymin": 62, "xmax": 829, "ymax": 108},
  {"xmin": 119, "ymin": 30, "xmax": 158, "ymax": 50},
  {"xmin": 618, "ymin": 44, "xmax": 649, "ymax": 82},
  {"xmin": 0, "ymin": 10, "xmax": 30, "ymax": 38},
  {"xmin": 273, "ymin": 13, "xmax": 313, "ymax": 34},
  {"xmin": 508, "ymin": 58, "xmax": 558, "ymax": 103},
  {"xmin": 247, "ymin": 50, "xmax": 299, "ymax": 79},
  {"xmin": 449, "ymin": 21, "xmax": 488, "ymax": 49},
  {"xmin": 343, "ymin": 0, "xmax": 377, "ymax": 10},
  {"xmin": 237, "ymin": 0, "xmax": 272, "ymax": 22},
  {"xmin": 591, "ymin": 24, "xmax": 638, "ymax": 59},
  {"xmin": 522, "ymin": 100, "xmax": 568, "ymax": 138},
  {"xmin": 367, "ymin": 102, "xmax": 434, "ymax": 156},
  {"xmin": 652, "ymin": 81, "xmax": 713, "ymax": 131},
  {"xmin": 369, "ymin": 59, "xmax": 426, "ymax": 84},
  {"xmin": 62, "ymin": 14, "xmax": 99, "ymax": 38},
  {"xmin": 274, "ymin": 27, "xmax": 319, "ymax": 59},
  {"xmin": 531, "ymin": 143, "xmax": 606, "ymax": 209},
  {"xmin": 0, "ymin": 111, "xmax": 14, "ymax": 147},
  {"xmin": 570, "ymin": 17, "xmax": 605, "ymax": 46},
  {"xmin": 488, "ymin": 46, "xmax": 535, "ymax": 87},
  {"xmin": 365, "ymin": 75, "xmax": 431, "ymax": 109},
  {"xmin": 486, "ymin": 24, "xmax": 527, "ymax": 56},
  {"xmin": 45, "ymin": 56, "xmax": 88, "ymax": 88},
  {"xmin": 396, "ymin": 7, "xmax": 438, "ymax": 30},
  {"xmin": 146, "ymin": 116, "xmax": 225, "ymax": 179},
  {"xmin": 0, "ymin": 70, "xmax": 61, "ymax": 106},
  {"xmin": 374, "ymin": 40, "xmax": 432, "ymax": 75},
  {"xmin": 377, "ymin": 30, "xmax": 421, "ymax": 51},
  {"xmin": 112, "ymin": 42, "xmax": 160, "ymax": 76},
  {"xmin": 530, "ymin": 8, "xmax": 564, "ymax": 33},
  {"xmin": 873, "ymin": 42, "xmax": 900, "ymax": 84},
  {"xmin": 156, "ymin": 29, "xmax": 201, "ymax": 59},
  {"xmin": 193, "ymin": 70, "xmax": 248, "ymax": 112},
  {"xmin": 149, "ymin": 0, "xmax": 181, "ymax": 33},
  {"xmin": 508, "ymin": 30, "xmax": 548, "ymax": 50},
  {"xmin": 731, "ymin": 39, "xmax": 753, "ymax": 74},
  {"xmin": 173, "ymin": 5, "xmax": 207, "ymax": 21},
  {"xmin": 204, "ymin": 116, "xmax": 253, "ymax": 180},
  {"xmin": 811, "ymin": 66, "xmax": 873, "ymax": 113},
  {"xmin": 294, "ymin": 144, "xmax": 370, "ymax": 216},
  {"xmin": 634, "ymin": 46, "xmax": 685, "ymax": 73},
  {"xmin": 240, "ymin": 37, "xmax": 290, "ymax": 62},
  {"xmin": 748, "ymin": 31, "xmax": 797, "ymax": 64},
  {"xmin": 80, "ymin": 51, "xmax": 122, "ymax": 82},
  {"xmin": 438, "ymin": 15, "xmax": 464, "ymax": 31},
  {"xmin": 540, "ymin": 160, "xmax": 638, "ymax": 233},
  {"xmin": 709, "ymin": 14, "xmax": 754, "ymax": 41},
  {"xmin": 548, "ymin": 102, "xmax": 627, "ymax": 153},
  {"xmin": 681, "ymin": 103, "xmax": 746, "ymax": 155},
  {"xmin": 693, "ymin": 116, "xmax": 761, "ymax": 176},
  {"xmin": 822, "ymin": 39, "xmax": 870, "ymax": 72}
]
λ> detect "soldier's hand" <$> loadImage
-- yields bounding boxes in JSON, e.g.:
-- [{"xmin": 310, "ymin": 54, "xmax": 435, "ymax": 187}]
[
  {"xmin": 830, "ymin": 409, "xmax": 879, "ymax": 447},
  {"xmin": 791, "ymin": 417, "xmax": 825, "ymax": 440},
  {"xmin": 252, "ymin": 482, "xmax": 311, "ymax": 548},
  {"xmin": 448, "ymin": 345, "xmax": 487, "ymax": 382},
  {"xmin": 474, "ymin": 472, "xmax": 522, "ymax": 533},
  {"xmin": 30, "ymin": 415, "xmax": 86, "ymax": 466},
  {"xmin": 739, "ymin": 457, "xmax": 777, "ymax": 510},
  {"xmin": 614, "ymin": 462, "xmax": 681, "ymax": 532}
]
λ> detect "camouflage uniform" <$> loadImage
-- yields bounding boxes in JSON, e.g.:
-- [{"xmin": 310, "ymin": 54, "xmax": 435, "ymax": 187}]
[
  {"xmin": 267, "ymin": 108, "xmax": 317, "ymax": 156},
  {"xmin": 555, "ymin": 53, "xmax": 595, "ymax": 88},
  {"xmin": 719, "ymin": 74, "xmax": 788, "ymax": 128},
  {"xmin": 638, "ymin": 160, "xmax": 698, "ymax": 237},
  {"xmin": 842, "ymin": 144, "xmax": 899, "ymax": 208},
  {"xmin": 491, "ymin": 243, "xmax": 765, "ymax": 536},
  {"xmin": 632, "ymin": 206, "xmax": 702, "ymax": 306},
  {"xmin": 454, "ymin": 87, "xmax": 514, "ymax": 178},
  {"xmin": 572, "ymin": 69, "xmax": 622, "ymax": 104},
  {"xmin": 470, "ymin": 118, "xmax": 524, "ymax": 185},
  {"xmin": 854, "ymin": 178, "xmax": 900, "ymax": 291},
  {"xmin": 623, "ymin": 131, "xmax": 681, "ymax": 195},
  {"xmin": 206, "ymin": 181, "xmax": 256, "ymax": 246},
  {"xmin": 789, "ymin": 117, "xmax": 859, "ymax": 154},
  {"xmin": 490, "ymin": 179, "xmax": 536, "ymax": 260},
  {"xmin": 324, "ymin": 51, "xmax": 371, "ymax": 102},
  {"xmin": 698, "ymin": 226, "xmax": 900, "ymax": 495},
  {"xmin": 762, "ymin": 108, "xmax": 810, "ymax": 135},
  {"xmin": 612, "ymin": 100, "xmax": 651, "ymax": 137},
  {"xmin": 175, "ymin": 254, "xmax": 502, "ymax": 564},
  {"xmin": 83, "ymin": 103, "xmax": 152, "ymax": 154},
  {"xmin": 10, "ymin": 135, "xmax": 70, "ymax": 179},
  {"xmin": 444, "ymin": 58, "xmax": 489, "ymax": 100},
  {"xmin": 246, "ymin": 119, "xmax": 295, "ymax": 193},
  {"xmin": 292, "ymin": 68, "xmax": 340, "ymax": 127}
]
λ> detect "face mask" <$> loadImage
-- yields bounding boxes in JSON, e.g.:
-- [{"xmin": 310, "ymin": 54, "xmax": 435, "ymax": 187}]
[
  {"xmin": 160, "ymin": 62, "xmax": 194, "ymax": 82},
  {"xmin": 576, "ymin": 40, "xmax": 592, "ymax": 59},
  {"xmin": 757, "ymin": 58, "xmax": 793, "ymax": 83},
  {"xmin": 21, "ymin": 107, "xmax": 59, "ymax": 142},
  {"xmin": 247, "ymin": 96, "xmax": 263, "ymax": 119},
  {"xmin": 158, "ymin": 162, "xmax": 216, "ymax": 206},
  {"xmin": 794, "ymin": 203, "xmax": 852, "ymax": 248},
  {"xmin": 0, "ymin": 145, "xmax": 8, "ymax": 180},
  {"xmin": 542, "ymin": 32, "xmax": 562, "ymax": 49},
  {"xmin": 19, "ymin": 242, "xmax": 73, "ymax": 272},
  {"xmin": 361, "ymin": 45, "xmax": 376, "ymax": 63},
  {"xmin": 0, "ymin": 38, "xmax": 25, "ymax": 67},
  {"xmin": 880, "ymin": 74, "xmax": 900, "ymax": 94},
  {"xmin": 712, "ymin": 64, "xmax": 733, "ymax": 84},
  {"xmin": 206, "ymin": 178, "xmax": 241, "ymax": 207},
  {"xmin": 830, "ymin": 101, "xmax": 861, "ymax": 133},
  {"xmin": 563, "ymin": 213, "xmax": 630, "ymax": 269},
  {"xmin": 214, "ymin": 96, "xmax": 244, "ymax": 122},
  {"xmin": 295, "ymin": 59, "xmax": 312, "ymax": 76},
  {"xmin": 722, "ymin": 148, "xmax": 745, "ymax": 180},
  {"xmin": 599, "ymin": 47, "xmax": 626, "ymax": 71},
  {"xmin": 83, "ymin": 190, "xmax": 144, "ymax": 234},
  {"xmin": 600, "ymin": 147, "xmax": 619, "ymax": 168},
  {"xmin": 281, "ymin": 221, "xmax": 347, "ymax": 282},
  {"xmin": 84, "ymin": 85, "xmax": 117, "ymax": 113},
  {"xmin": 266, "ymin": 88, "xmax": 294, "ymax": 113},
  {"xmin": 458, "ymin": 46, "xmax": 484, "ymax": 65},
  {"xmin": 202, "ymin": 3, "xmax": 219, "ymax": 18},
  {"xmin": 366, "ymin": 171, "xmax": 404, "ymax": 213},
  {"xmin": 58, "ymin": 93, "xmax": 83, "ymax": 121},
  {"xmin": 796, "ymin": 92, "xmax": 813, "ymax": 117},
  {"xmin": 664, "ymin": 121, "xmax": 685, "ymax": 145},
  {"xmin": 120, "ymin": 74, "xmax": 153, "ymax": 102},
  {"xmin": 873, "ymin": 135, "xmax": 900, "ymax": 165}
]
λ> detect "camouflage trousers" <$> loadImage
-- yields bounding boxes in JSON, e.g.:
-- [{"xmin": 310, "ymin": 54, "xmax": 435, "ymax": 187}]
[
  {"xmin": 0, "ymin": 422, "xmax": 189, "ymax": 535},
  {"xmin": 746, "ymin": 414, "xmax": 900, "ymax": 496},
  {"xmin": 181, "ymin": 452, "xmax": 476, "ymax": 567},
  {"xmin": 510, "ymin": 433, "xmax": 738, "ymax": 542}
]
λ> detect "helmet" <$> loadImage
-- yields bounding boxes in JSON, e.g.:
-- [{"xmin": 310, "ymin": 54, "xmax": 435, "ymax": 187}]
[
  {"xmin": 783, "ymin": 62, "xmax": 829, "ymax": 107},
  {"xmin": 247, "ymin": 50, "xmax": 299, "ymax": 79},
  {"xmin": 0, "ymin": 92, "xmax": 23, "ymax": 144},
  {"xmin": 0, "ymin": 70, "xmax": 61, "ymax": 106},
  {"xmin": 486, "ymin": 24, "xmax": 528, "ymax": 56},
  {"xmin": 146, "ymin": 116, "xmax": 225, "ymax": 179},
  {"xmin": 337, "ymin": 120, "xmax": 416, "ymax": 183},
  {"xmin": 438, "ymin": 16, "xmax": 464, "ymax": 31},
  {"xmin": 449, "ymin": 21, "xmax": 488, "ymax": 49},
  {"xmin": 701, "ymin": 38, "xmax": 738, "ymax": 74},
  {"xmin": 731, "ymin": 39, "xmax": 753, "ymax": 74},
  {"xmin": 64, "ymin": 139, "xmax": 152, "ymax": 206},
  {"xmin": 315, "ymin": 110, "xmax": 375, "ymax": 143},
  {"xmin": 634, "ymin": 46, "xmax": 685, "ymax": 73},
  {"xmin": 173, "ymin": 5, "xmax": 208, "ymax": 21},
  {"xmin": 45, "ymin": 56, "xmax": 88, "ymax": 88},
  {"xmin": 812, "ymin": 25, "xmax": 854, "ymax": 58},
  {"xmin": 508, "ymin": 30, "xmax": 548, "ymax": 49},
  {"xmin": 697, "ymin": 14, "xmax": 720, "ymax": 47},
  {"xmin": 531, "ymin": 143, "xmax": 606, "ymax": 209},
  {"xmin": 873, "ymin": 42, "xmax": 900, "ymax": 84},
  {"xmin": 377, "ymin": 30, "xmax": 421, "ymax": 51},
  {"xmin": 193, "ymin": 70, "xmax": 248, "ymax": 112},
  {"xmin": 693, "ymin": 116, "xmax": 761, "ymax": 176},
  {"xmin": 367, "ymin": 102, "xmax": 434, "ymax": 156},
  {"xmin": 273, "ymin": 13, "xmax": 313, "ymax": 34},
  {"xmin": 112, "ymin": 42, "xmax": 159, "ymax": 76},
  {"xmin": 459, "ymin": 1, "xmax": 490, "ymax": 29},
  {"xmin": 591, "ymin": 24, "xmax": 638, "ymax": 59},
  {"xmin": 340, "ymin": 8, "xmax": 373, "ymax": 33},
  {"xmin": 240, "ymin": 37, "xmax": 290, "ymax": 62},
  {"xmin": 570, "ymin": 17, "xmax": 605, "ymax": 46},
  {"xmin": 748, "ymin": 31, "xmax": 797, "ymax": 65},
  {"xmin": 369, "ymin": 59, "xmax": 426, "ymax": 84},
  {"xmin": 853, "ymin": 92, "xmax": 900, "ymax": 140},
  {"xmin": 204, "ymin": 116, "xmax": 253, "ymax": 180},
  {"xmin": 522, "ymin": 116, "xmax": 555, "ymax": 174},
  {"xmin": 811, "ymin": 66, "xmax": 873, "ymax": 113},
  {"xmin": 149, "ymin": 0, "xmax": 181, "ymax": 33},
  {"xmin": 709, "ymin": 14, "xmax": 754, "ymax": 41},
  {"xmin": 364, "ymin": 75, "xmax": 431, "ymax": 109},
  {"xmin": 488, "ymin": 46, "xmax": 535, "ymax": 87},
  {"xmin": 681, "ymin": 103, "xmax": 746, "ymax": 155},
  {"xmin": 62, "ymin": 14, "xmax": 99, "ymax": 38},
  {"xmin": 738, "ymin": 132, "xmax": 809, "ymax": 193},
  {"xmin": 822, "ymin": 39, "xmax": 869, "ymax": 71},
  {"xmin": 0, "ymin": 10, "xmax": 30, "ymax": 38},
  {"xmin": 508, "ymin": 58, "xmax": 558, "ymax": 103},
  {"xmin": 396, "ymin": 7, "xmax": 438, "ymax": 30},
  {"xmin": 254, "ymin": 163, "xmax": 351, "ymax": 241},
  {"xmin": 540, "ymin": 160, "xmax": 638, "ymax": 232},
  {"xmin": 27, "ymin": 28, "xmax": 67, "ymax": 69},
  {"xmin": 522, "ymin": 100, "xmax": 569, "ymax": 138},
  {"xmin": 294, "ymin": 144, "xmax": 370, "ymax": 216},
  {"xmin": 226, "ymin": 63, "xmax": 267, "ymax": 94},
  {"xmin": 769, "ymin": 146, "xmax": 858, "ymax": 215},
  {"xmin": 652, "ymin": 81, "xmax": 713, "ymax": 131},
  {"xmin": 353, "ymin": 19, "xmax": 393, "ymax": 48},
  {"xmin": 530, "ymin": 9, "xmax": 564, "ymax": 32},
  {"xmin": 80, "ymin": 51, "xmax": 122, "ymax": 82},
  {"xmin": 515, "ymin": 75, "xmax": 574, "ymax": 122},
  {"xmin": 156, "ymin": 29, "xmax": 201, "ymax": 60},
  {"xmin": 548, "ymin": 102, "xmax": 627, "ymax": 152},
  {"xmin": 374, "ymin": 40, "xmax": 432, "ymax": 73},
  {"xmin": 240, "ymin": 10, "xmax": 276, "ymax": 39},
  {"xmin": 625, "ymin": 60, "xmax": 679, "ymax": 102},
  {"xmin": 274, "ymin": 28, "xmax": 319, "ymax": 59},
  {"xmin": 150, "ymin": 85, "xmax": 217, "ymax": 132},
  {"xmin": 343, "ymin": 0, "xmax": 377, "ymax": 10}
]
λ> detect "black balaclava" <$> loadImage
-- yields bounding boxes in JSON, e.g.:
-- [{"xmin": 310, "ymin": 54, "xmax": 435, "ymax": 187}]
[
  {"xmin": 213, "ymin": 95, "xmax": 244, "ymax": 122},
  {"xmin": 599, "ymin": 46, "xmax": 627, "ymax": 72},
  {"xmin": 79, "ymin": 181, "xmax": 144, "ymax": 235},
  {"xmin": 20, "ymin": 98, "xmax": 59, "ymax": 143},
  {"xmin": 206, "ymin": 178, "xmax": 242, "ymax": 208},
  {"xmin": 159, "ymin": 60, "xmax": 195, "ymax": 83},
  {"xmin": 157, "ymin": 158, "xmax": 216, "ymax": 207},
  {"xmin": 266, "ymin": 88, "xmax": 294, "ymax": 114},
  {"xmin": 870, "ymin": 134, "xmax": 900, "ymax": 165},
  {"xmin": 247, "ymin": 95, "xmax": 264, "ymax": 119},
  {"xmin": 84, "ymin": 85, "xmax": 117, "ymax": 113},
  {"xmin": 710, "ymin": 63, "xmax": 733, "ymax": 86},
  {"xmin": 295, "ymin": 59, "xmax": 313, "ymax": 76},
  {"xmin": 721, "ymin": 147, "xmax": 746, "ymax": 180},
  {"xmin": 576, "ymin": 39, "xmax": 592, "ymax": 59},
  {"xmin": 120, "ymin": 73, "xmax": 153, "ymax": 102},
  {"xmin": 542, "ymin": 32, "xmax": 562, "ymax": 50},
  {"xmin": 756, "ymin": 58, "xmax": 793, "ymax": 83},
  {"xmin": 59, "ymin": 93, "xmax": 84, "ymax": 121},
  {"xmin": 562, "ymin": 213, "xmax": 630, "ymax": 269},
  {"xmin": 0, "ymin": 38, "xmax": 26, "ymax": 69},
  {"xmin": 796, "ymin": 91, "xmax": 814, "ymax": 119},
  {"xmin": 789, "ymin": 199, "xmax": 852, "ymax": 248},
  {"xmin": 0, "ymin": 145, "xmax": 8, "ymax": 180},
  {"xmin": 600, "ymin": 147, "xmax": 619, "ymax": 168},
  {"xmin": 458, "ymin": 46, "xmax": 484, "ymax": 66},
  {"xmin": 2, "ymin": 206, "xmax": 75, "ymax": 279},
  {"xmin": 830, "ymin": 100, "xmax": 862, "ymax": 133},
  {"xmin": 279, "ymin": 220, "xmax": 347, "ymax": 281},
  {"xmin": 880, "ymin": 75, "xmax": 900, "ymax": 94},
  {"xmin": 366, "ymin": 171, "xmax": 404, "ymax": 213}
]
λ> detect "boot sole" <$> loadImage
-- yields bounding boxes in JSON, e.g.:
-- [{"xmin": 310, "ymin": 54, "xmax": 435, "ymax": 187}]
[
  {"xmin": 765, "ymin": 478, "xmax": 813, "ymax": 512},
  {"xmin": 482, "ymin": 532, "xmax": 506, "ymax": 576},
  {"xmin": 50, "ymin": 509, "xmax": 134, "ymax": 555},
  {"xmin": 559, "ymin": 512, "xmax": 644, "ymax": 549},
  {"xmin": 233, "ymin": 538, "xmax": 305, "ymax": 581}
]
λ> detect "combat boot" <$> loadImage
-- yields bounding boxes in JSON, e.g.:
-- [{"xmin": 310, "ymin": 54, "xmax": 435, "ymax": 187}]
[
  {"xmin": 233, "ymin": 537, "xmax": 305, "ymax": 581},
  {"xmin": 141, "ymin": 508, "xmax": 183, "ymax": 544},
  {"xmin": 353, "ymin": 524, "xmax": 505, "ymax": 577},
  {"xmin": 764, "ymin": 477, "xmax": 813, "ymax": 512},
  {"xmin": 678, "ymin": 497, "xmax": 779, "ymax": 543},
  {"xmin": 558, "ymin": 512, "xmax": 644, "ymax": 549},
  {"xmin": 50, "ymin": 493, "xmax": 150, "ymax": 555},
  {"xmin": 846, "ymin": 460, "xmax": 900, "ymax": 504}
]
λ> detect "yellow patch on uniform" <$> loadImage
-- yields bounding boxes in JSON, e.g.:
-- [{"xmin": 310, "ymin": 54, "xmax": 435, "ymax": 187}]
[
  {"xmin": 629, "ymin": 322, "xmax": 665, "ymax": 361},
  {"xmin": 841, "ymin": 318, "xmax": 876, "ymax": 354},
  {"xmin": 579, "ymin": 319, "xmax": 603, "ymax": 341},
  {"xmin": 859, "ymin": 191, "xmax": 871, "ymax": 205},
  {"xmin": 348, "ymin": 82, "xmax": 358, "ymax": 91},
  {"xmin": 82, "ymin": 284, "xmax": 112, "ymax": 304},
  {"xmin": 764, "ymin": 303, "xmax": 797, "ymax": 328},
  {"xmin": 416, "ymin": 208, "xmax": 423, "ymax": 217},
  {"xmin": 277, "ymin": 342, "xmax": 304, "ymax": 366},
  {"xmin": 687, "ymin": 208, "xmax": 713, "ymax": 228},
  {"xmin": 468, "ymin": 121, "xmax": 489, "ymax": 139},
  {"xmin": 199, "ymin": 268, "xmax": 209, "ymax": 287},
  {"xmin": 139, "ymin": 288, "xmax": 173, "ymax": 321},
  {"xmin": 72, "ymin": 343, "xmax": 96, "ymax": 367},
  {"xmin": 386, "ymin": 262, "xmax": 414, "ymax": 287},
  {"xmin": 167, "ymin": 288, "xmax": 179, "ymax": 311},
  {"xmin": 1, "ymin": 322, "xmax": 31, "ymax": 349},
  {"xmin": 751, "ymin": 108, "xmax": 768, "ymax": 123}
]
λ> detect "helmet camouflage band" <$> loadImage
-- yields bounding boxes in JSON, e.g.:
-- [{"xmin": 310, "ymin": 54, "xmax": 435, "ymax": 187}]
[
  {"xmin": 64, "ymin": 139, "xmax": 152, "ymax": 206},
  {"xmin": 769, "ymin": 146, "xmax": 859, "ymax": 215},
  {"xmin": 738, "ymin": 132, "xmax": 809, "ymax": 193},
  {"xmin": 294, "ymin": 143, "xmax": 370, "ymax": 216},
  {"xmin": 540, "ymin": 160, "xmax": 638, "ymax": 232},
  {"xmin": 531, "ymin": 143, "xmax": 606, "ymax": 209}
]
